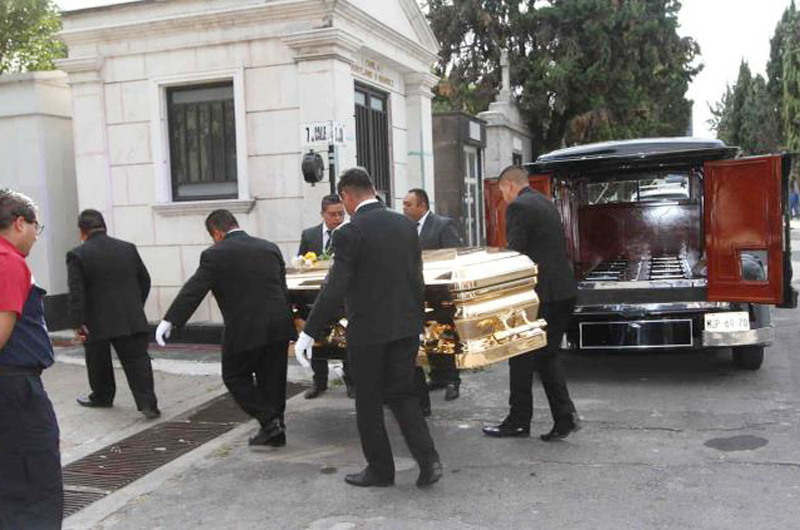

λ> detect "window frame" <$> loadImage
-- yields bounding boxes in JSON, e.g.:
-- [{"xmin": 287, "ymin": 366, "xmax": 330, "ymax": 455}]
[
  {"xmin": 354, "ymin": 82, "xmax": 392, "ymax": 202},
  {"xmin": 166, "ymin": 81, "xmax": 238, "ymax": 202},
  {"xmin": 150, "ymin": 68, "xmax": 250, "ymax": 204}
]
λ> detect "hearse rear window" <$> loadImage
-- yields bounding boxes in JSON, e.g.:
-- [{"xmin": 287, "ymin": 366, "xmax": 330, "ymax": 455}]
[{"xmin": 586, "ymin": 173, "xmax": 690, "ymax": 205}]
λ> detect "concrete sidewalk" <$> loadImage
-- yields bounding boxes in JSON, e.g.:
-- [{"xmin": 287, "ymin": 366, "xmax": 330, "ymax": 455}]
[{"xmin": 48, "ymin": 345, "xmax": 226, "ymax": 466}]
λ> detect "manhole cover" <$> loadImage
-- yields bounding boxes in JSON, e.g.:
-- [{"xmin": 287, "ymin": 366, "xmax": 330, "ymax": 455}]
[{"xmin": 704, "ymin": 434, "xmax": 768, "ymax": 452}]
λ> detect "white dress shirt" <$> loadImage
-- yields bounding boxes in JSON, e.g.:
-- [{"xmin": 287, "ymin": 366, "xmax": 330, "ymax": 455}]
[
  {"xmin": 354, "ymin": 198, "xmax": 380, "ymax": 212},
  {"xmin": 416, "ymin": 210, "xmax": 431, "ymax": 235},
  {"xmin": 321, "ymin": 224, "xmax": 333, "ymax": 251}
]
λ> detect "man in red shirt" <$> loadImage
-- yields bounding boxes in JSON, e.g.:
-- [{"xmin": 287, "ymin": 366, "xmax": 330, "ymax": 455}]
[{"xmin": 0, "ymin": 188, "xmax": 63, "ymax": 529}]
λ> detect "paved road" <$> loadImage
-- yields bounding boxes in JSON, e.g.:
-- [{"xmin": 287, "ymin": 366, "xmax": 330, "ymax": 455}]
[
  {"xmin": 54, "ymin": 230, "xmax": 800, "ymax": 530},
  {"xmin": 67, "ymin": 307, "xmax": 800, "ymax": 530}
]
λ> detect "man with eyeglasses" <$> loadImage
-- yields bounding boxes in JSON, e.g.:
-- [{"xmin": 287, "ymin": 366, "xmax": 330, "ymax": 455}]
[
  {"xmin": 0, "ymin": 188, "xmax": 63, "ymax": 529},
  {"xmin": 296, "ymin": 194, "xmax": 354, "ymax": 399}
]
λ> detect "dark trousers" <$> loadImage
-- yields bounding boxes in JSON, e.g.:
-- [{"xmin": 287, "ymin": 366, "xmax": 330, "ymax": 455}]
[
  {"xmin": 414, "ymin": 367, "xmax": 430, "ymax": 410},
  {"xmin": 349, "ymin": 336, "xmax": 439, "ymax": 479},
  {"xmin": 311, "ymin": 357, "xmax": 351, "ymax": 390},
  {"xmin": 0, "ymin": 373, "xmax": 63, "ymax": 530},
  {"xmin": 84, "ymin": 332, "xmax": 157, "ymax": 411},
  {"xmin": 221, "ymin": 340, "xmax": 288, "ymax": 427},
  {"xmin": 428, "ymin": 353, "xmax": 460, "ymax": 385},
  {"xmin": 508, "ymin": 297, "xmax": 577, "ymax": 425}
]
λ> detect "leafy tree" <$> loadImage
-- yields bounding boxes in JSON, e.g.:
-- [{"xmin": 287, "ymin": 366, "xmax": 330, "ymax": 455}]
[
  {"xmin": 425, "ymin": 0, "xmax": 701, "ymax": 157},
  {"xmin": 0, "ymin": 0, "xmax": 66, "ymax": 74},
  {"xmin": 766, "ymin": 1, "xmax": 796, "ymax": 143},
  {"xmin": 783, "ymin": 22, "xmax": 800, "ymax": 157},
  {"xmin": 709, "ymin": 62, "xmax": 780, "ymax": 155}
]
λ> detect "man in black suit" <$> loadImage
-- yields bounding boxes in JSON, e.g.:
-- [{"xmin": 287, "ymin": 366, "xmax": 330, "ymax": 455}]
[
  {"xmin": 67, "ymin": 209, "xmax": 160, "ymax": 419},
  {"xmin": 402, "ymin": 188, "xmax": 462, "ymax": 408},
  {"xmin": 297, "ymin": 194, "xmax": 353, "ymax": 399},
  {"xmin": 155, "ymin": 209, "xmax": 295, "ymax": 448},
  {"xmin": 295, "ymin": 168, "xmax": 441, "ymax": 488},
  {"xmin": 482, "ymin": 166, "xmax": 581, "ymax": 441}
]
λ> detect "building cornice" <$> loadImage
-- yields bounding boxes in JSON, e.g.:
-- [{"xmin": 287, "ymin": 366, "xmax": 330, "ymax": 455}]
[
  {"xmin": 282, "ymin": 27, "xmax": 363, "ymax": 64},
  {"xmin": 58, "ymin": 0, "xmax": 327, "ymax": 48},
  {"xmin": 478, "ymin": 109, "xmax": 533, "ymax": 138},
  {"xmin": 334, "ymin": 1, "xmax": 440, "ymax": 67},
  {"xmin": 54, "ymin": 56, "xmax": 105, "ymax": 84},
  {"xmin": 404, "ymin": 72, "xmax": 439, "ymax": 99},
  {"xmin": 397, "ymin": 0, "xmax": 441, "ymax": 54}
]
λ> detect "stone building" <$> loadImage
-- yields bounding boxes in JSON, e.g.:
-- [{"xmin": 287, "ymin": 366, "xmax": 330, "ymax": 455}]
[
  {"xmin": 432, "ymin": 112, "xmax": 486, "ymax": 246},
  {"xmin": 57, "ymin": 0, "xmax": 440, "ymax": 325},
  {"xmin": 477, "ymin": 50, "xmax": 533, "ymax": 178},
  {"xmin": 0, "ymin": 72, "xmax": 79, "ymax": 328}
]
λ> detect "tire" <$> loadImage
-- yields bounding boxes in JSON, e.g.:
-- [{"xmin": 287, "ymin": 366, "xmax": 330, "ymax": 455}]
[{"xmin": 732, "ymin": 345, "xmax": 764, "ymax": 370}]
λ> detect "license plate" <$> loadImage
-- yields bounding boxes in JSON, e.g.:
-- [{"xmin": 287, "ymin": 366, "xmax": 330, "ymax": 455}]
[{"xmin": 704, "ymin": 312, "xmax": 750, "ymax": 333}]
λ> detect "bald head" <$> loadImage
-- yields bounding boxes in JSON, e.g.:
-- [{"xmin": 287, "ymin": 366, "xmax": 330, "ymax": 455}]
[
  {"xmin": 498, "ymin": 165, "xmax": 529, "ymax": 186},
  {"xmin": 497, "ymin": 165, "xmax": 529, "ymax": 202}
]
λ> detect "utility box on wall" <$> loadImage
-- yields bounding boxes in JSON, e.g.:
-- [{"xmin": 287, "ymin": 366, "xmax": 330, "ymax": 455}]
[{"xmin": 432, "ymin": 112, "xmax": 486, "ymax": 246}]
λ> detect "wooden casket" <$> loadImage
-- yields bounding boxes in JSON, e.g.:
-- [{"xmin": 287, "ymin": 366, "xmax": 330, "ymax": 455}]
[{"xmin": 287, "ymin": 247, "xmax": 547, "ymax": 369}]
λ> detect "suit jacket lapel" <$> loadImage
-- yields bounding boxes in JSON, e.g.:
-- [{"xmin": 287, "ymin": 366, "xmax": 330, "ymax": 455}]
[
  {"xmin": 313, "ymin": 223, "xmax": 323, "ymax": 252},
  {"xmin": 419, "ymin": 213, "xmax": 434, "ymax": 242}
]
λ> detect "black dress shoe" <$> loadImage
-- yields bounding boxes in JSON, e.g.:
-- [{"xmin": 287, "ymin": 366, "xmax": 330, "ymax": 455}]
[
  {"xmin": 140, "ymin": 408, "xmax": 161, "ymax": 420},
  {"xmin": 344, "ymin": 468, "xmax": 394, "ymax": 487},
  {"xmin": 540, "ymin": 415, "xmax": 582, "ymax": 442},
  {"xmin": 304, "ymin": 386, "xmax": 326, "ymax": 399},
  {"xmin": 265, "ymin": 431, "xmax": 286, "ymax": 447},
  {"xmin": 416, "ymin": 461, "xmax": 443, "ymax": 488},
  {"xmin": 249, "ymin": 418, "xmax": 285, "ymax": 447},
  {"xmin": 482, "ymin": 419, "xmax": 530, "ymax": 438},
  {"xmin": 76, "ymin": 396, "xmax": 112, "ymax": 408},
  {"xmin": 444, "ymin": 383, "xmax": 460, "ymax": 401}
]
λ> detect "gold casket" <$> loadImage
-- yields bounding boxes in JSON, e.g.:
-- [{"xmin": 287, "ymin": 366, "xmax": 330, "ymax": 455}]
[{"xmin": 287, "ymin": 247, "xmax": 547, "ymax": 369}]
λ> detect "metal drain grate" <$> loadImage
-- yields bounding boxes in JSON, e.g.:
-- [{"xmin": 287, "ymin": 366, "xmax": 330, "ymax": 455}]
[{"xmin": 63, "ymin": 383, "xmax": 304, "ymax": 518}]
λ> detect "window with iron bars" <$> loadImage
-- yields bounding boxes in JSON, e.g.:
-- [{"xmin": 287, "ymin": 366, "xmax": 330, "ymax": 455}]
[{"xmin": 167, "ymin": 82, "xmax": 238, "ymax": 201}]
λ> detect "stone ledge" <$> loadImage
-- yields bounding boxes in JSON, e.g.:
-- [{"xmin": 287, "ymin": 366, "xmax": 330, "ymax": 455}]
[{"xmin": 152, "ymin": 199, "xmax": 255, "ymax": 217}]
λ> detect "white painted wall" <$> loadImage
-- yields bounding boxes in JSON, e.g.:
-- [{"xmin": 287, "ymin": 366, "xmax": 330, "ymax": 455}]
[
  {"xmin": 0, "ymin": 71, "xmax": 79, "ymax": 295},
  {"xmin": 58, "ymin": 0, "xmax": 439, "ymax": 324}
]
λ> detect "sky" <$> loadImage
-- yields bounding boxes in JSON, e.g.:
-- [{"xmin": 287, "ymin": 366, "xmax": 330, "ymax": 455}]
[{"xmin": 55, "ymin": 0, "xmax": 794, "ymax": 139}]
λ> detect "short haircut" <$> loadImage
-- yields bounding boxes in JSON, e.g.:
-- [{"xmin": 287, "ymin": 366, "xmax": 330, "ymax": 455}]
[
  {"xmin": 337, "ymin": 167, "xmax": 375, "ymax": 195},
  {"xmin": 78, "ymin": 209, "xmax": 106, "ymax": 232},
  {"xmin": 321, "ymin": 194, "xmax": 341, "ymax": 212},
  {"xmin": 205, "ymin": 209, "xmax": 239, "ymax": 233},
  {"xmin": 498, "ymin": 165, "xmax": 529, "ymax": 186},
  {"xmin": 0, "ymin": 188, "xmax": 38, "ymax": 230},
  {"xmin": 408, "ymin": 188, "xmax": 429, "ymax": 208}
]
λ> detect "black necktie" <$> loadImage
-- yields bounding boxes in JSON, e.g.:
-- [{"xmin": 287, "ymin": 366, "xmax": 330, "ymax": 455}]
[{"xmin": 324, "ymin": 229, "xmax": 332, "ymax": 252}]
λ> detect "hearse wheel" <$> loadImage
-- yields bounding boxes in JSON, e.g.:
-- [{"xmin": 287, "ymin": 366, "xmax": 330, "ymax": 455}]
[{"xmin": 732, "ymin": 345, "xmax": 764, "ymax": 370}]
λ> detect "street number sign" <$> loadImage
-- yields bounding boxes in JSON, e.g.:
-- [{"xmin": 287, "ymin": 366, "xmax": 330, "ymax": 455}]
[{"xmin": 302, "ymin": 121, "xmax": 345, "ymax": 146}]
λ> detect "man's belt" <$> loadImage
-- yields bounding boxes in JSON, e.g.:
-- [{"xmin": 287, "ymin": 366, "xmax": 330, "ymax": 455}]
[{"xmin": 0, "ymin": 364, "xmax": 42, "ymax": 376}]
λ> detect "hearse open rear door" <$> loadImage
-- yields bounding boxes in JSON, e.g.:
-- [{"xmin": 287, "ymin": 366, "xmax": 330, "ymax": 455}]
[{"xmin": 704, "ymin": 154, "xmax": 796, "ymax": 307}]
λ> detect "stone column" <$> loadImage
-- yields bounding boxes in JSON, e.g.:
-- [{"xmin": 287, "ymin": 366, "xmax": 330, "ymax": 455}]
[
  {"xmin": 404, "ymin": 72, "xmax": 438, "ymax": 207},
  {"xmin": 283, "ymin": 28, "xmax": 362, "ymax": 228},
  {"xmin": 56, "ymin": 56, "xmax": 114, "ymax": 229}
]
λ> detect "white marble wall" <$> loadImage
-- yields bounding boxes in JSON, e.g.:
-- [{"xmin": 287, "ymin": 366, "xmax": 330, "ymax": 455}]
[
  {"xmin": 0, "ymin": 72, "xmax": 79, "ymax": 295},
  {"xmin": 58, "ymin": 1, "xmax": 439, "ymax": 324}
]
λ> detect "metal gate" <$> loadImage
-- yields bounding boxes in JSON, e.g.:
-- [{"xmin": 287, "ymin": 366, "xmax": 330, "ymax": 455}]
[{"xmin": 354, "ymin": 84, "xmax": 391, "ymax": 201}]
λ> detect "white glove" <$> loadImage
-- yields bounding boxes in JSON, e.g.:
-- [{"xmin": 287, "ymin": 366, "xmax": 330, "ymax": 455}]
[
  {"xmin": 155, "ymin": 320, "xmax": 173, "ymax": 347},
  {"xmin": 294, "ymin": 331, "xmax": 314, "ymax": 369}
]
